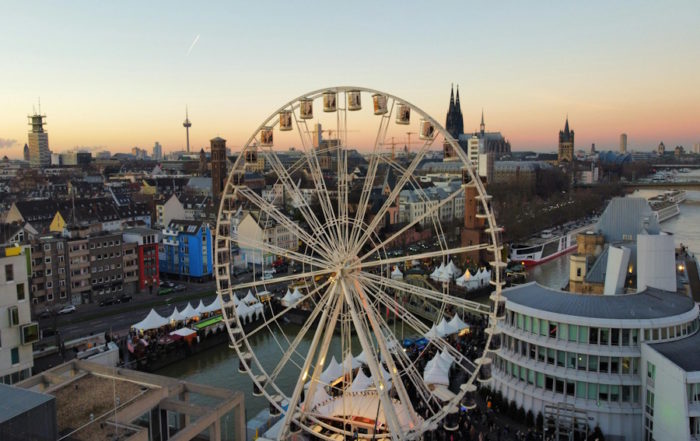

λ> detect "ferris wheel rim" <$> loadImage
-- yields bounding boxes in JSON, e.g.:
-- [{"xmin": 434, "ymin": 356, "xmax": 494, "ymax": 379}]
[{"xmin": 214, "ymin": 86, "xmax": 504, "ymax": 440}]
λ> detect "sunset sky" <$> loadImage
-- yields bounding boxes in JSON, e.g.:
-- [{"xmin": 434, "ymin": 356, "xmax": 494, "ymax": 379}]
[{"xmin": 1, "ymin": 1, "xmax": 699, "ymax": 158}]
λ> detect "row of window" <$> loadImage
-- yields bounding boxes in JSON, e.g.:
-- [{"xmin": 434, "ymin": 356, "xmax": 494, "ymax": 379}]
[
  {"xmin": 91, "ymin": 264, "xmax": 122, "ymax": 272},
  {"xmin": 495, "ymin": 356, "xmax": 641, "ymax": 404},
  {"xmin": 503, "ymin": 334, "xmax": 641, "ymax": 375},
  {"xmin": 89, "ymin": 240, "xmax": 121, "ymax": 249},
  {"xmin": 505, "ymin": 311, "xmax": 699, "ymax": 345},
  {"xmin": 91, "ymin": 252, "xmax": 122, "ymax": 260}
]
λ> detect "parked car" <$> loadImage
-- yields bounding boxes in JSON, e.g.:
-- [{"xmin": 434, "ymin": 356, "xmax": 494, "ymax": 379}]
[
  {"xmin": 38, "ymin": 310, "xmax": 51, "ymax": 319},
  {"xmin": 158, "ymin": 288, "xmax": 173, "ymax": 296},
  {"xmin": 99, "ymin": 298, "xmax": 116, "ymax": 307},
  {"xmin": 58, "ymin": 305, "xmax": 76, "ymax": 315},
  {"xmin": 174, "ymin": 284, "xmax": 186, "ymax": 292},
  {"xmin": 119, "ymin": 295, "xmax": 132, "ymax": 303}
]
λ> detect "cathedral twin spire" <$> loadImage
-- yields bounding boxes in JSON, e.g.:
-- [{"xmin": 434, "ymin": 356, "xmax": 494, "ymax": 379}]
[{"xmin": 445, "ymin": 84, "xmax": 464, "ymax": 139}]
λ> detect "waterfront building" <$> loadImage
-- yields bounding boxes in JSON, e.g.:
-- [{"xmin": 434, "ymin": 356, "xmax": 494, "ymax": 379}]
[
  {"xmin": 0, "ymin": 245, "xmax": 37, "ymax": 384},
  {"xmin": 493, "ymin": 281, "xmax": 699, "ymax": 440},
  {"xmin": 235, "ymin": 211, "xmax": 299, "ymax": 266},
  {"xmin": 27, "ymin": 112, "xmax": 51, "ymax": 168},
  {"xmin": 210, "ymin": 137, "xmax": 227, "ymax": 203},
  {"xmin": 159, "ymin": 220, "xmax": 212, "ymax": 281},
  {"xmin": 558, "ymin": 117, "xmax": 575, "ymax": 163},
  {"xmin": 620, "ymin": 133, "xmax": 627, "ymax": 153},
  {"xmin": 122, "ymin": 227, "xmax": 160, "ymax": 291},
  {"xmin": 398, "ymin": 181, "xmax": 465, "ymax": 226}
]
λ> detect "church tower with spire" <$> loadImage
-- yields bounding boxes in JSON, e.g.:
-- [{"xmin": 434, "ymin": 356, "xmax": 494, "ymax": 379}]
[
  {"xmin": 444, "ymin": 84, "xmax": 465, "ymax": 160},
  {"xmin": 558, "ymin": 116, "xmax": 575, "ymax": 163}
]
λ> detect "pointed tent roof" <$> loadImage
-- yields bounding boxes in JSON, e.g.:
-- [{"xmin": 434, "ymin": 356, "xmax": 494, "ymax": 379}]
[
  {"xmin": 436, "ymin": 317, "xmax": 454, "ymax": 337},
  {"xmin": 201, "ymin": 297, "xmax": 222, "ymax": 314},
  {"xmin": 168, "ymin": 306, "xmax": 186, "ymax": 322},
  {"xmin": 243, "ymin": 290, "xmax": 258, "ymax": 304},
  {"xmin": 349, "ymin": 369, "xmax": 373, "ymax": 392},
  {"xmin": 447, "ymin": 315, "xmax": 468, "ymax": 333},
  {"xmin": 195, "ymin": 300, "xmax": 206, "ymax": 314},
  {"xmin": 132, "ymin": 309, "xmax": 169, "ymax": 331},
  {"xmin": 344, "ymin": 353, "xmax": 361, "ymax": 371},
  {"xmin": 307, "ymin": 385, "xmax": 331, "ymax": 409},
  {"xmin": 423, "ymin": 324, "xmax": 441, "ymax": 340},
  {"xmin": 391, "ymin": 266, "xmax": 403, "ymax": 280},
  {"xmin": 320, "ymin": 356, "xmax": 344, "ymax": 384},
  {"xmin": 180, "ymin": 303, "xmax": 199, "ymax": 320}
]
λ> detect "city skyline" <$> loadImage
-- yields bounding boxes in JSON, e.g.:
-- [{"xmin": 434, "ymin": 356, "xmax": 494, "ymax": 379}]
[{"xmin": 1, "ymin": 1, "xmax": 699, "ymax": 158}]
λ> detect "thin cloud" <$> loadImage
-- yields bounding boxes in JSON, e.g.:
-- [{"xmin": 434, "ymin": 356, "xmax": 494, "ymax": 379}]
[
  {"xmin": 0, "ymin": 138, "xmax": 17, "ymax": 149},
  {"xmin": 187, "ymin": 34, "xmax": 200, "ymax": 56}
]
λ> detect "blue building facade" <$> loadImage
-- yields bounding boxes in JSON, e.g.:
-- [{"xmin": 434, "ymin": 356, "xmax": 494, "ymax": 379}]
[{"xmin": 159, "ymin": 220, "xmax": 212, "ymax": 280}]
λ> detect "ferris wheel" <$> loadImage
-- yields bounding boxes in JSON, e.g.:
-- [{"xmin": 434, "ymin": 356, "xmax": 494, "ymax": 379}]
[{"xmin": 214, "ymin": 86, "xmax": 505, "ymax": 441}]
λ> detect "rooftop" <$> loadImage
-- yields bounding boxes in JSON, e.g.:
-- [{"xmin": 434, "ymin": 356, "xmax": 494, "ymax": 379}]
[
  {"xmin": 503, "ymin": 282, "xmax": 696, "ymax": 320},
  {"xmin": 648, "ymin": 331, "xmax": 700, "ymax": 372},
  {"xmin": 0, "ymin": 383, "xmax": 54, "ymax": 424}
]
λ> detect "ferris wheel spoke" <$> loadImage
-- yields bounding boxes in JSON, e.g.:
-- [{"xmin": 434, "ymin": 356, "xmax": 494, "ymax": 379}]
[
  {"xmin": 363, "ymin": 272, "xmax": 491, "ymax": 315},
  {"xmin": 277, "ymin": 282, "xmax": 338, "ymax": 441},
  {"xmin": 358, "ymin": 187, "xmax": 465, "ymax": 262},
  {"xmin": 339, "ymin": 278, "xmax": 406, "ymax": 440},
  {"xmin": 233, "ymin": 268, "xmax": 334, "ymax": 292},
  {"xmin": 357, "ymin": 275, "xmax": 478, "ymax": 371},
  {"xmin": 232, "ymin": 234, "xmax": 327, "ymax": 270},
  {"xmin": 354, "ymin": 278, "xmax": 452, "ymax": 412},
  {"xmin": 238, "ymin": 277, "xmax": 333, "ymax": 342},
  {"xmin": 261, "ymin": 148, "xmax": 339, "ymax": 255},
  {"xmin": 349, "ymin": 136, "xmax": 435, "ymax": 256},
  {"xmin": 268, "ymin": 282, "xmax": 336, "ymax": 385},
  {"xmin": 235, "ymin": 186, "xmax": 333, "ymax": 260},
  {"xmin": 356, "ymin": 243, "xmax": 491, "ymax": 271}
]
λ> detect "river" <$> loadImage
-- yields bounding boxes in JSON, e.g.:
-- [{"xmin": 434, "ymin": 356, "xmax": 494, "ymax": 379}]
[{"xmin": 157, "ymin": 182, "xmax": 700, "ymax": 437}]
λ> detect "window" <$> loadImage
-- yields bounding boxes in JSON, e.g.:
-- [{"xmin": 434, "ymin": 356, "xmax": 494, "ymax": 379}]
[
  {"xmin": 557, "ymin": 351, "xmax": 565, "ymax": 367},
  {"xmin": 576, "ymin": 381, "xmax": 587, "ymax": 399},
  {"xmin": 559, "ymin": 323, "xmax": 568, "ymax": 340},
  {"xmin": 599, "ymin": 384, "xmax": 609, "ymax": 402},
  {"xmin": 566, "ymin": 381, "xmax": 575, "ymax": 397},
  {"xmin": 622, "ymin": 357, "xmax": 631, "ymax": 374},
  {"xmin": 569, "ymin": 324, "xmax": 578, "ymax": 342},
  {"xmin": 610, "ymin": 358, "xmax": 619, "ymax": 374},
  {"xmin": 588, "ymin": 355, "xmax": 598, "ymax": 372},
  {"xmin": 587, "ymin": 383, "xmax": 597, "ymax": 400},
  {"xmin": 589, "ymin": 327, "xmax": 599, "ymax": 344},
  {"xmin": 611, "ymin": 328, "xmax": 620, "ymax": 345},
  {"xmin": 11, "ymin": 347, "xmax": 19, "ymax": 365},
  {"xmin": 567, "ymin": 352, "xmax": 577, "ymax": 369},
  {"xmin": 600, "ymin": 328, "xmax": 609, "ymax": 345},
  {"xmin": 647, "ymin": 362, "xmax": 656, "ymax": 381},
  {"xmin": 44, "ymin": 256, "xmax": 51, "ymax": 264},
  {"xmin": 44, "ymin": 243, "xmax": 51, "ymax": 251},
  {"xmin": 545, "ymin": 376, "xmax": 554, "ymax": 391},
  {"xmin": 5, "ymin": 264, "xmax": 14, "ymax": 282},
  {"xmin": 16, "ymin": 283, "xmax": 25, "ymax": 301},
  {"xmin": 579, "ymin": 326, "xmax": 589, "ymax": 343},
  {"xmin": 555, "ymin": 379, "xmax": 564, "ymax": 394},
  {"xmin": 622, "ymin": 328, "xmax": 630, "ymax": 346},
  {"xmin": 622, "ymin": 385, "xmax": 631, "ymax": 402},
  {"xmin": 599, "ymin": 357, "xmax": 609, "ymax": 373},
  {"xmin": 9, "ymin": 306, "xmax": 20, "ymax": 326},
  {"xmin": 549, "ymin": 322, "xmax": 558, "ymax": 338},
  {"xmin": 578, "ymin": 354, "xmax": 587, "ymax": 371}
]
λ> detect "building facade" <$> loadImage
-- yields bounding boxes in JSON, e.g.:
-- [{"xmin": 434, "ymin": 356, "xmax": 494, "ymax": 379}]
[
  {"xmin": 27, "ymin": 113, "xmax": 50, "ymax": 168},
  {"xmin": 88, "ymin": 232, "xmax": 124, "ymax": 302},
  {"xmin": 29, "ymin": 236, "xmax": 69, "ymax": 311},
  {"xmin": 235, "ymin": 211, "xmax": 299, "ymax": 266},
  {"xmin": 159, "ymin": 220, "xmax": 212, "ymax": 280},
  {"xmin": 0, "ymin": 245, "xmax": 37, "ymax": 384},
  {"xmin": 123, "ymin": 228, "xmax": 159, "ymax": 291},
  {"xmin": 210, "ymin": 137, "xmax": 227, "ymax": 203},
  {"xmin": 493, "ymin": 282, "xmax": 699, "ymax": 440}
]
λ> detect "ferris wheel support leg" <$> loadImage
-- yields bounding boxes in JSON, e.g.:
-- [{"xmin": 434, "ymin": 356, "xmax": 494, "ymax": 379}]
[
  {"xmin": 276, "ymin": 283, "xmax": 337, "ymax": 441},
  {"xmin": 339, "ymin": 278, "xmax": 404, "ymax": 441}
]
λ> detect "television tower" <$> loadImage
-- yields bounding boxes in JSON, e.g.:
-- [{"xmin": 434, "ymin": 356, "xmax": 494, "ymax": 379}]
[{"xmin": 183, "ymin": 106, "xmax": 192, "ymax": 153}]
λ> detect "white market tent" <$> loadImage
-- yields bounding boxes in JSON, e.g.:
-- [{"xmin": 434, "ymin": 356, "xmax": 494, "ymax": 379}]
[
  {"xmin": 423, "ymin": 325, "xmax": 441, "ymax": 340},
  {"xmin": 180, "ymin": 303, "xmax": 199, "ymax": 320},
  {"xmin": 201, "ymin": 297, "xmax": 222, "ymax": 314},
  {"xmin": 291, "ymin": 288, "xmax": 304, "ymax": 302},
  {"xmin": 423, "ymin": 350, "xmax": 454, "ymax": 387},
  {"xmin": 447, "ymin": 315, "xmax": 469, "ymax": 334},
  {"xmin": 446, "ymin": 260, "xmax": 461, "ymax": 279},
  {"xmin": 455, "ymin": 268, "xmax": 472, "ymax": 286},
  {"xmin": 243, "ymin": 290, "xmax": 258, "ymax": 305},
  {"xmin": 132, "ymin": 309, "xmax": 169, "ymax": 331},
  {"xmin": 195, "ymin": 300, "xmax": 206, "ymax": 314},
  {"xmin": 435, "ymin": 317, "xmax": 453, "ymax": 337},
  {"xmin": 281, "ymin": 289, "xmax": 298, "ymax": 307},
  {"xmin": 312, "ymin": 393, "xmax": 417, "ymax": 429},
  {"xmin": 430, "ymin": 263, "xmax": 445, "ymax": 281},
  {"xmin": 307, "ymin": 386, "xmax": 332, "ymax": 409},
  {"xmin": 348, "ymin": 370, "xmax": 373, "ymax": 392},
  {"xmin": 320, "ymin": 356, "xmax": 344, "ymax": 385},
  {"xmin": 169, "ymin": 327, "xmax": 196, "ymax": 337},
  {"xmin": 168, "ymin": 307, "xmax": 186, "ymax": 323},
  {"xmin": 391, "ymin": 266, "xmax": 403, "ymax": 280},
  {"xmin": 236, "ymin": 303, "xmax": 254, "ymax": 321},
  {"xmin": 343, "ymin": 353, "xmax": 361, "ymax": 371}
]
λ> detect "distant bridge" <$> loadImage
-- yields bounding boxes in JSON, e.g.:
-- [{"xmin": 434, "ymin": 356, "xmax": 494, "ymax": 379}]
[
  {"xmin": 622, "ymin": 181, "xmax": 700, "ymax": 190},
  {"xmin": 650, "ymin": 164, "xmax": 700, "ymax": 169}
]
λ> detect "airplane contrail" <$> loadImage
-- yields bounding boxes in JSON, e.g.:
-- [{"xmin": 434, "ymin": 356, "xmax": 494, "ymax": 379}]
[{"xmin": 187, "ymin": 34, "xmax": 200, "ymax": 56}]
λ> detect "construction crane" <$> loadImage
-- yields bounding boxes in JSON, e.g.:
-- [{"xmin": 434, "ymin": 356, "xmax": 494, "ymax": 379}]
[
  {"xmin": 405, "ymin": 131, "xmax": 418, "ymax": 155},
  {"xmin": 383, "ymin": 137, "xmax": 397, "ymax": 160}
]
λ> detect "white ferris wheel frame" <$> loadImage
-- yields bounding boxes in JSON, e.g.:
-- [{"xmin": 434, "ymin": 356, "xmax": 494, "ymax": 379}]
[{"xmin": 214, "ymin": 86, "xmax": 505, "ymax": 441}]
